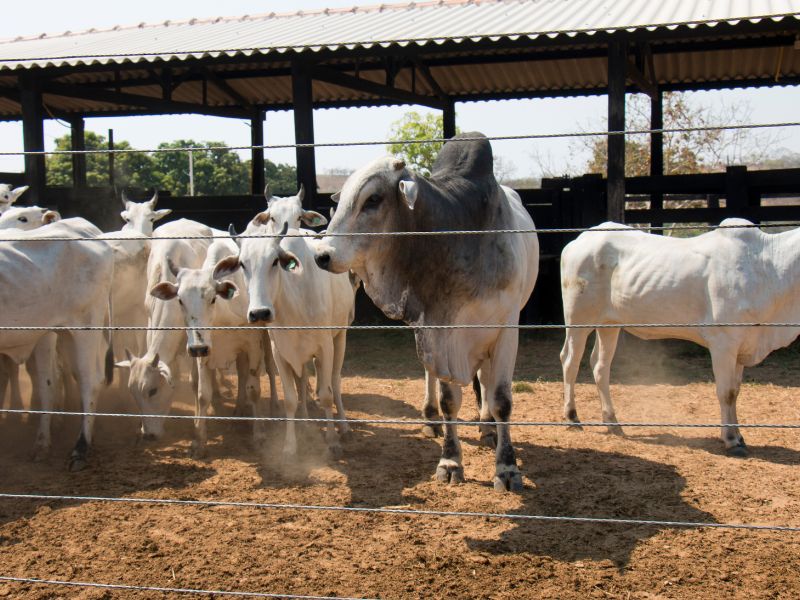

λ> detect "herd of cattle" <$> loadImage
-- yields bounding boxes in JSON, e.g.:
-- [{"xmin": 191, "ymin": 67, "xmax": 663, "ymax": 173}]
[{"xmin": 1, "ymin": 132, "xmax": 798, "ymax": 491}]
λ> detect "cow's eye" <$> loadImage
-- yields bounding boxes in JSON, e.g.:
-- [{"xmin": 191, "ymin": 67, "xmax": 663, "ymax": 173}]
[
  {"xmin": 148, "ymin": 388, "xmax": 157, "ymax": 397},
  {"xmin": 18, "ymin": 216, "xmax": 27, "ymax": 223},
  {"xmin": 272, "ymin": 258, "xmax": 279, "ymax": 267},
  {"xmin": 363, "ymin": 194, "xmax": 382, "ymax": 211},
  {"xmin": 178, "ymin": 298, "xmax": 183, "ymax": 306},
  {"xmin": 211, "ymin": 297, "xmax": 216, "ymax": 305},
  {"xmin": 240, "ymin": 263, "xmax": 247, "ymax": 274}
]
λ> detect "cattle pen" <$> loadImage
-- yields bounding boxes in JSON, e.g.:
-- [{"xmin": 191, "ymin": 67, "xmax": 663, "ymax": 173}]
[{"xmin": 2, "ymin": 1, "xmax": 800, "ymax": 599}]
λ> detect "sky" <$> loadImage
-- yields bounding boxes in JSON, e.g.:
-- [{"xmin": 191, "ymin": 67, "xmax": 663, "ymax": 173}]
[{"xmin": 2, "ymin": 0, "xmax": 800, "ymax": 179}]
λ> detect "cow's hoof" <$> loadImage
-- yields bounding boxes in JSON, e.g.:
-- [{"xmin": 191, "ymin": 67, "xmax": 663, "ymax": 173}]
[
  {"xmin": 68, "ymin": 456, "xmax": 88, "ymax": 472},
  {"xmin": 435, "ymin": 464, "xmax": 465, "ymax": 485},
  {"xmin": 726, "ymin": 443, "xmax": 749, "ymax": 458},
  {"xmin": 32, "ymin": 441, "xmax": 50, "ymax": 462},
  {"xmin": 421, "ymin": 424, "xmax": 443, "ymax": 438},
  {"xmin": 337, "ymin": 423, "xmax": 352, "ymax": 438},
  {"xmin": 327, "ymin": 444, "xmax": 344, "ymax": 461},
  {"xmin": 189, "ymin": 442, "xmax": 208, "ymax": 460},
  {"xmin": 494, "ymin": 469, "xmax": 524, "ymax": 492},
  {"xmin": 607, "ymin": 424, "xmax": 625, "ymax": 436},
  {"xmin": 566, "ymin": 420, "xmax": 583, "ymax": 431},
  {"xmin": 479, "ymin": 429, "xmax": 498, "ymax": 450}
]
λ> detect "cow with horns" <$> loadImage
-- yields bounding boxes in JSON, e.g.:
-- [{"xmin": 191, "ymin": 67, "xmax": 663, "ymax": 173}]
[
  {"xmin": 314, "ymin": 132, "xmax": 539, "ymax": 491},
  {"xmin": 0, "ymin": 184, "xmax": 29, "ymax": 215}
]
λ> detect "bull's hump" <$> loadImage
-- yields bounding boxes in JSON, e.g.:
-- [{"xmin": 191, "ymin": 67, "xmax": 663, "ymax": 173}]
[{"xmin": 431, "ymin": 132, "xmax": 493, "ymax": 181}]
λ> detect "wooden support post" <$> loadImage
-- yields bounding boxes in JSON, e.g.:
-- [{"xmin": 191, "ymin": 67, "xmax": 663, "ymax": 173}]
[
  {"xmin": 442, "ymin": 98, "xmax": 456, "ymax": 140},
  {"xmin": 292, "ymin": 61, "xmax": 317, "ymax": 209},
  {"xmin": 607, "ymin": 39, "xmax": 627, "ymax": 223},
  {"xmin": 650, "ymin": 89, "xmax": 664, "ymax": 232},
  {"xmin": 70, "ymin": 117, "xmax": 87, "ymax": 190},
  {"xmin": 108, "ymin": 129, "xmax": 115, "ymax": 189},
  {"xmin": 250, "ymin": 109, "xmax": 265, "ymax": 196},
  {"xmin": 19, "ymin": 73, "xmax": 46, "ymax": 204}
]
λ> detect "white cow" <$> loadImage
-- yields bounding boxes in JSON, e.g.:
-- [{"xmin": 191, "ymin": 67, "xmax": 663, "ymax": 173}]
[
  {"xmin": 115, "ymin": 218, "xmax": 215, "ymax": 440},
  {"xmin": 215, "ymin": 219, "xmax": 356, "ymax": 459},
  {"xmin": 560, "ymin": 218, "xmax": 800, "ymax": 456},
  {"xmin": 0, "ymin": 218, "xmax": 114, "ymax": 470},
  {"xmin": 120, "ymin": 190, "xmax": 172, "ymax": 235},
  {"xmin": 0, "ymin": 184, "xmax": 29, "ymax": 214},
  {"xmin": 262, "ymin": 184, "xmax": 327, "ymax": 232},
  {"xmin": 0, "ymin": 206, "xmax": 60, "ymax": 230},
  {"xmin": 314, "ymin": 134, "xmax": 538, "ymax": 490},
  {"xmin": 149, "ymin": 237, "xmax": 267, "ymax": 456}
]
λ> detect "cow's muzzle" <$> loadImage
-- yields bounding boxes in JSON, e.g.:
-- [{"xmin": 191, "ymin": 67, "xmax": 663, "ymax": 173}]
[
  {"xmin": 188, "ymin": 345, "xmax": 210, "ymax": 358},
  {"xmin": 314, "ymin": 252, "xmax": 332, "ymax": 271},
  {"xmin": 248, "ymin": 308, "xmax": 273, "ymax": 323}
]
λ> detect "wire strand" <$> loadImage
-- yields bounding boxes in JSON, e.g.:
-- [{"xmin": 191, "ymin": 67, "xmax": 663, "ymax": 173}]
[
  {"xmin": 0, "ymin": 493, "xmax": 796, "ymax": 532},
  {"xmin": 2, "ymin": 408, "xmax": 798, "ymax": 429},
  {"xmin": 0, "ymin": 575, "xmax": 375, "ymax": 600},
  {"xmin": 3, "ymin": 122, "xmax": 800, "ymax": 156}
]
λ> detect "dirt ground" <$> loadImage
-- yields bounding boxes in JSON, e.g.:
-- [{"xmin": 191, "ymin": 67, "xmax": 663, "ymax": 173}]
[{"xmin": 1, "ymin": 331, "xmax": 799, "ymax": 599}]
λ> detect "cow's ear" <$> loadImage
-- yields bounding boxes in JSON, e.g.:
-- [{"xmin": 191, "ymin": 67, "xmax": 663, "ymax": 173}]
[
  {"xmin": 114, "ymin": 360, "xmax": 132, "ymax": 370},
  {"xmin": 253, "ymin": 210, "xmax": 271, "ymax": 226},
  {"xmin": 398, "ymin": 179, "xmax": 419, "ymax": 210},
  {"xmin": 150, "ymin": 281, "xmax": 178, "ymax": 300},
  {"xmin": 42, "ymin": 210, "xmax": 60, "ymax": 225},
  {"xmin": 278, "ymin": 248, "xmax": 302, "ymax": 273},
  {"xmin": 152, "ymin": 208, "xmax": 172, "ymax": 222},
  {"xmin": 215, "ymin": 280, "xmax": 238, "ymax": 300},
  {"xmin": 158, "ymin": 361, "xmax": 173, "ymax": 387},
  {"xmin": 10, "ymin": 186, "xmax": 28, "ymax": 203},
  {"xmin": 330, "ymin": 191, "xmax": 340, "ymax": 204},
  {"xmin": 213, "ymin": 254, "xmax": 241, "ymax": 280},
  {"xmin": 300, "ymin": 209, "xmax": 327, "ymax": 228}
]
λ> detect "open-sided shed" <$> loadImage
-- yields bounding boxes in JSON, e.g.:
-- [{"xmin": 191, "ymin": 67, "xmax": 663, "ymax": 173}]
[{"xmin": 0, "ymin": 0, "xmax": 798, "ymax": 237}]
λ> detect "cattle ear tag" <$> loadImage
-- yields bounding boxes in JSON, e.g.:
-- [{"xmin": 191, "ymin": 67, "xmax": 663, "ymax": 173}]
[
  {"xmin": 399, "ymin": 180, "xmax": 418, "ymax": 210},
  {"xmin": 225, "ymin": 285, "xmax": 236, "ymax": 299}
]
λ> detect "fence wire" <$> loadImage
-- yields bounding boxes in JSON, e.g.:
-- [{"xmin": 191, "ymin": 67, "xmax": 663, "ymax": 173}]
[
  {"xmin": 2, "ymin": 408, "xmax": 798, "ymax": 429},
  {"xmin": 0, "ymin": 493, "xmax": 796, "ymax": 533},
  {"xmin": 3, "ymin": 121, "xmax": 800, "ymax": 156},
  {"xmin": 4, "ymin": 221, "xmax": 800, "ymax": 243},
  {"xmin": 0, "ymin": 575, "xmax": 376, "ymax": 600}
]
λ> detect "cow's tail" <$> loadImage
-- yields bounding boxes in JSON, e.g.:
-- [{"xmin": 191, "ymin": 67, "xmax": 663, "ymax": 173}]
[
  {"xmin": 472, "ymin": 374, "xmax": 482, "ymax": 410},
  {"xmin": 104, "ymin": 288, "xmax": 114, "ymax": 386}
]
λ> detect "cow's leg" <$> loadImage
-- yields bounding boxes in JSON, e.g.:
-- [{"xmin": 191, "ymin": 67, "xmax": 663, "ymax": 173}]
[
  {"xmin": 435, "ymin": 381, "xmax": 464, "ymax": 485},
  {"xmin": 272, "ymin": 349, "xmax": 300, "ymax": 459},
  {"xmin": 420, "ymin": 367, "xmax": 442, "ymax": 438},
  {"xmin": 476, "ymin": 364, "xmax": 496, "ymax": 449},
  {"xmin": 295, "ymin": 370, "xmax": 309, "ymax": 419},
  {"xmin": 560, "ymin": 327, "xmax": 592, "ymax": 428},
  {"xmin": 331, "ymin": 331, "xmax": 349, "ymax": 437},
  {"xmin": 489, "ymin": 328, "xmax": 523, "ymax": 492},
  {"xmin": 68, "ymin": 332, "xmax": 105, "ymax": 472},
  {"xmin": 191, "ymin": 359, "xmax": 214, "ymax": 459},
  {"xmin": 241, "ymin": 348, "xmax": 264, "ymax": 446},
  {"xmin": 31, "ymin": 337, "xmax": 57, "ymax": 461},
  {"xmin": 710, "ymin": 348, "xmax": 747, "ymax": 456},
  {"xmin": 590, "ymin": 327, "xmax": 622, "ymax": 435},
  {"xmin": 9, "ymin": 362, "xmax": 22, "ymax": 413},
  {"xmin": 264, "ymin": 337, "xmax": 280, "ymax": 417},
  {"xmin": 315, "ymin": 339, "xmax": 342, "ymax": 459},
  {"xmin": 234, "ymin": 352, "xmax": 251, "ymax": 418}
]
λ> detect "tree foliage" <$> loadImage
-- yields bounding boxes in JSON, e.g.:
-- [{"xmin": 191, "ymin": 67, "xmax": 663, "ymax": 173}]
[
  {"xmin": 583, "ymin": 92, "xmax": 782, "ymax": 177},
  {"xmin": 45, "ymin": 133, "xmax": 297, "ymax": 196},
  {"xmin": 387, "ymin": 111, "xmax": 457, "ymax": 177}
]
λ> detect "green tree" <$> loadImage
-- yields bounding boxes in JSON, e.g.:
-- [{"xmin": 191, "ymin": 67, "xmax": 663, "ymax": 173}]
[
  {"xmin": 153, "ymin": 140, "xmax": 249, "ymax": 196},
  {"xmin": 387, "ymin": 111, "xmax": 458, "ymax": 177},
  {"xmin": 263, "ymin": 160, "xmax": 299, "ymax": 196}
]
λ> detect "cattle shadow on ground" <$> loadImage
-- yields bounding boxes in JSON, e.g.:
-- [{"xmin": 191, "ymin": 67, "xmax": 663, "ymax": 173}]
[
  {"xmin": 254, "ymin": 393, "xmax": 441, "ymax": 507},
  {"xmin": 628, "ymin": 432, "xmax": 800, "ymax": 466},
  {"xmin": 465, "ymin": 442, "xmax": 715, "ymax": 569}
]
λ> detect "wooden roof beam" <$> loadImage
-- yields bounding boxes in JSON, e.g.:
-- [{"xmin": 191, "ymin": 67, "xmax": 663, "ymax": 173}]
[
  {"xmin": 310, "ymin": 65, "xmax": 444, "ymax": 109},
  {"xmin": 201, "ymin": 67, "xmax": 252, "ymax": 108}
]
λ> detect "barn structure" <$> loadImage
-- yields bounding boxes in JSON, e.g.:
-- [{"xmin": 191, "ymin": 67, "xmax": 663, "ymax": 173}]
[{"xmin": 0, "ymin": 0, "xmax": 799, "ymax": 320}]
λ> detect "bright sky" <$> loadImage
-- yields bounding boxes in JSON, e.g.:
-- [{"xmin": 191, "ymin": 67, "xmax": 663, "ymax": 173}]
[{"xmin": 2, "ymin": 0, "xmax": 800, "ymax": 179}]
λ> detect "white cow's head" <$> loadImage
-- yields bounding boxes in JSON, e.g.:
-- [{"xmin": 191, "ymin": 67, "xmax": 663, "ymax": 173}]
[
  {"xmin": 149, "ymin": 260, "xmax": 238, "ymax": 357},
  {"xmin": 0, "ymin": 206, "xmax": 60, "ymax": 230},
  {"xmin": 120, "ymin": 190, "xmax": 171, "ymax": 235},
  {"xmin": 261, "ymin": 184, "xmax": 327, "ymax": 233},
  {"xmin": 213, "ymin": 221, "xmax": 301, "ymax": 324},
  {"xmin": 115, "ymin": 350, "xmax": 174, "ymax": 439},
  {"xmin": 314, "ymin": 156, "xmax": 415, "ymax": 274},
  {"xmin": 0, "ymin": 184, "xmax": 29, "ymax": 214}
]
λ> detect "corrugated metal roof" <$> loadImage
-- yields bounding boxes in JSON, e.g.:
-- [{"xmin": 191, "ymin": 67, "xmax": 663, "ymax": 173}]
[{"xmin": 0, "ymin": 0, "xmax": 798, "ymax": 70}]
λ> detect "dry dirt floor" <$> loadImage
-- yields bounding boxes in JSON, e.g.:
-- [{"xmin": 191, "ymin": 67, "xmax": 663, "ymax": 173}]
[{"xmin": 1, "ymin": 331, "xmax": 799, "ymax": 599}]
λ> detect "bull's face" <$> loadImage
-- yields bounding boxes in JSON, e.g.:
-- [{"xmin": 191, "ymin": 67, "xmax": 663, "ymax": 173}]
[
  {"xmin": 115, "ymin": 351, "xmax": 174, "ymax": 439},
  {"xmin": 120, "ymin": 192, "xmax": 171, "ymax": 235},
  {"xmin": 263, "ymin": 185, "xmax": 327, "ymax": 233},
  {"xmin": 149, "ymin": 267, "xmax": 237, "ymax": 357},
  {"xmin": 314, "ymin": 157, "xmax": 416, "ymax": 275},
  {"xmin": 213, "ymin": 228, "xmax": 301, "ymax": 325},
  {"xmin": 0, "ymin": 207, "xmax": 59, "ymax": 231}
]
